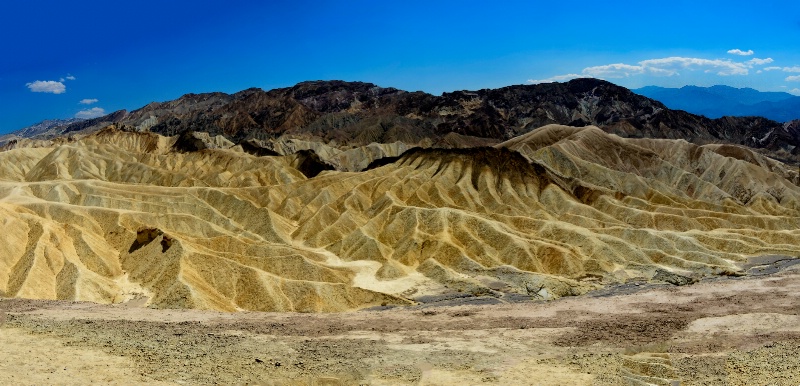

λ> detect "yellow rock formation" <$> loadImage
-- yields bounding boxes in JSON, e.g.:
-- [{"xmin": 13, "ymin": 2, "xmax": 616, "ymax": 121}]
[{"xmin": 0, "ymin": 126, "xmax": 797, "ymax": 311}]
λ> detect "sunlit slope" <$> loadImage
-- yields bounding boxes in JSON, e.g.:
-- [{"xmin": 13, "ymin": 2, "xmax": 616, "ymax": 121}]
[{"xmin": 1, "ymin": 127, "xmax": 798, "ymax": 311}]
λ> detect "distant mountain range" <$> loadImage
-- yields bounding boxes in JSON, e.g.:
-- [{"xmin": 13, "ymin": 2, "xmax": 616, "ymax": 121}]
[
  {"xmin": 4, "ymin": 79, "xmax": 798, "ymax": 164},
  {"xmin": 0, "ymin": 118, "xmax": 84, "ymax": 142},
  {"xmin": 634, "ymin": 85, "xmax": 800, "ymax": 122}
]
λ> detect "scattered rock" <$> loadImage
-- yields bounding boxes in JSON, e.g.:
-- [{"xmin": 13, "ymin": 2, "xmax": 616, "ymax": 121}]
[{"xmin": 652, "ymin": 269, "xmax": 696, "ymax": 286}]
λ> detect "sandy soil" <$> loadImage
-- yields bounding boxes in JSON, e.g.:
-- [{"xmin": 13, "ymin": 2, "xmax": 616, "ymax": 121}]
[{"xmin": 2, "ymin": 264, "xmax": 800, "ymax": 385}]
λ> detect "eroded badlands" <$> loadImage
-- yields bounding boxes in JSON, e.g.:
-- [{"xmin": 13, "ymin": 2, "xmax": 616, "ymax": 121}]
[{"xmin": 0, "ymin": 125, "xmax": 797, "ymax": 312}]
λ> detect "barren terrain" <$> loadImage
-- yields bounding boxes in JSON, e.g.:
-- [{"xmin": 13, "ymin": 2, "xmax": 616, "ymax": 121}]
[
  {"xmin": 2, "ymin": 258, "xmax": 800, "ymax": 385},
  {"xmin": 1, "ymin": 126, "xmax": 798, "ymax": 313},
  {"xmin": 0, "ymin": 120, "xmax": 798, "ymax": 384}
]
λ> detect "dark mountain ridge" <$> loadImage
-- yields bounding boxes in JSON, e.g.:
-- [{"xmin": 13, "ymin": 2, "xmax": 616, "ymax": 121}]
[{"xmin": 11, "ymin": 79, "xmax": 800, "ymax": 164}]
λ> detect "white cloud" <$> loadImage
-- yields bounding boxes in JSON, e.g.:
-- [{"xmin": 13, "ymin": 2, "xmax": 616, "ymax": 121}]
[
  {"xmin": 66, "ymin": 75, "xmax": 76, "ymax": 80},
  {"xmin": 75, "ymin": 107, "xmax": 106, "ymax": 119},
  {"xmin": 527, "ymin": 73, "xmax": 583, "ymax": 84},
  {"xmin": 582, "ymin": 63, "xmax": 645, "ymax": 78},
  {"xmin": 790, "ymin": 88, "xmax": 800, "ymax": 95},
  {"xmin": 528, "ymin": 55, "xmax": 797, "ymax": 87},
  {"xmin": 639, "ymin": 57, "xmax": 749, "ymax": 76},
  {"xmin": 79, "ymin": 98, "xmax": 99, "ymax": 105},
  {"xmin": 763, "ymin": 66, "xmax": 800, "ymax": 73},
  {"xmin": 528, "ymin": 56, "xmax": 751, "ymax": 85},
  {"xmin": 727, "ymin": 49, "xmax": 754, "ymax": 56},
  {"xmin": 26, "ymin": 80, "xmax": 66, "ymax": 94},
  {"xmin": 747, "ymin": 57, "xmax": 773, "ymax": 66},
  {"xmin": 786, "ymin": 75, "xmax": 800, "ymax": 82}
]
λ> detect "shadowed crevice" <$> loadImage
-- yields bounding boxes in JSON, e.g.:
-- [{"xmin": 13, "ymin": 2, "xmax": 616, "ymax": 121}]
[{"xmin": 128, "ymin": 228, "xmax": 164, "ymax": 253}]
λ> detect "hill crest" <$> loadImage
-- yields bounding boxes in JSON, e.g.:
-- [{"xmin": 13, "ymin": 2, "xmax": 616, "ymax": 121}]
[{"xmin": 5, "ymin": 79, "xmax": 799, "ymax": 165}]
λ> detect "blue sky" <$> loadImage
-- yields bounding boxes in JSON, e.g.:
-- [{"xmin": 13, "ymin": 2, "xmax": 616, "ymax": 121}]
[{"xmin": 2, "ymin": 0, "xmax": 799, "ymax": 133}]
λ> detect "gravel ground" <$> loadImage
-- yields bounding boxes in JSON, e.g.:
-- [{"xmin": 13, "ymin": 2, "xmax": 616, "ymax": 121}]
[{"xmin": 2, "ymin": 263, "xmax": 800, "ymax": 385}]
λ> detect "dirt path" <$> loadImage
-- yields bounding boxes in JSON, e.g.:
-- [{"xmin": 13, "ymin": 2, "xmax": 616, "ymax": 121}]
[{"xmin": 2, "ymin": 265, "xmax": 800, "ymax": 385}]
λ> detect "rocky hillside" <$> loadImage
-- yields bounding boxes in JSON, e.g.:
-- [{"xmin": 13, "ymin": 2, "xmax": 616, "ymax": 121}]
[
  {"xmin": 786, "ymin": 119, "xmax": 800, "ymax": 137},
  {"xmin": 11, "ymin": 79, "xmax": 800, "ymax": 164},
  {"xmin": 0, "ymin": 126, "xmax": 797, "ymax": 312},
  {"xmin": 0, "ymin": 118, "xmax": 83, "ymax": 145}
]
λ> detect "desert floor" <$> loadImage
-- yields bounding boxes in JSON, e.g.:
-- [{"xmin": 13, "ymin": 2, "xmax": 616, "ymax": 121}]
[{"xmin": 2, "ymin": 258, "xmax": 800, "ymax": 385}]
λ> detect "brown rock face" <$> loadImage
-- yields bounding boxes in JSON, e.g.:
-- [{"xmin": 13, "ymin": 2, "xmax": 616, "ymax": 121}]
[{"xmin": 17, "ymin": 79, "xmax": 797, "ymax": 164}]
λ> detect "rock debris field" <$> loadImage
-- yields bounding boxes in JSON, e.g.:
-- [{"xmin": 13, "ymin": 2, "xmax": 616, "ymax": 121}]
[{"xmin": 2, "ymin": 258, "xmax": 800, "ymax": 385}]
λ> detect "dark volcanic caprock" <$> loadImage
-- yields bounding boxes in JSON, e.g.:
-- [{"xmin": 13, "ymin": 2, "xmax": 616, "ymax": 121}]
[{"xmin": 10, "ymin": 79, "xmax": 798, "ymax": 164}]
